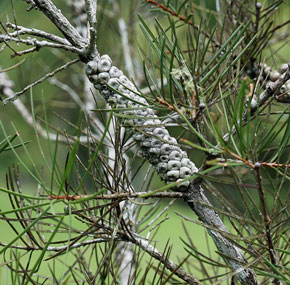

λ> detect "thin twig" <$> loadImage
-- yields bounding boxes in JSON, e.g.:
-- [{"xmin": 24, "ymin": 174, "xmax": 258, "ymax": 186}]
[
  {"xmin": 32, "ymin": 0, "xmax": 86, "ymax": 49},
  {"xmin": 3, "ymin": 58, "xmax": 80, "ymax": 104},
  {"xmin": 84, "ymin": 0, "xmax": 98, "ymax": 58},
  {"xmin": 0, "ymin": 34, "xmax": 82, "ymax": 54},
  {"xmin": 255, "ymin": 166, "xmax": 280, "ymax": 284},
  {"xmin": 6, "ymin": 23, "xmax": 71, "ymax": 45},
  {"xmin": 47, "ymin": 192, "xmax": 187, "ymax": 201}
]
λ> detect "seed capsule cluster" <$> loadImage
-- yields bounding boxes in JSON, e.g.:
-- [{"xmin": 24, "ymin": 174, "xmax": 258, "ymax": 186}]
[
  {"xmin": 86, "ymin": 55, "xmax": 198, "ymax": 189},
  {"xmin": 258, "ymin": 63, "xmax": 290, "ymax": 95}
]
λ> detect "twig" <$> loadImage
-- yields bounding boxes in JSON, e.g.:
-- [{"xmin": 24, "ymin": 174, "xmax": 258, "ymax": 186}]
[
  {"xmin": 47, "ymin": 191, "xmax": 187, "ymax": 201},
  {"xmin": 3, "ymin": 58, "xmax": 80, "ymax": 104},
  {"xmin": 84, "ymin": 45, "xmax": 258, "ymax": 283},
  {"xmin": 49, "ymin": 77, "xmax": 87, "ymax": 111},
  {"xmin": 0, "ymin": 237, "xmax": 117, "ymax": 252},
  {"xmin": 0, "ymin": 231, "xmax": 199, "ymax": 284},
  {"xmin": 226, "ymin": 149, "xmax": 255, "ymax": 169},
  {"xmin": 6, "ymin": 23, "xmax": 71, "ymax": 45},
  {"xmin": 250, "ymin": 61, "xmax": 290, "ymax": 111},
  {"xmin": 32, "ymin": 0, "xmax": 86, "ymax": 49},
  {"xmin": 0, "ymin": 68, "xmax": 86, "ymax": 143},
  {"xmin": 11, "ymin": 46, "xmax": 38, "ymax": 58},
  {"xmin": 138, "ymin": 199, "xmax": 175, "ymax": 234},
  {"xmin": 255, "ymin": 166, "xmax": 280, "ymax": 285},
  {"xmin": 260, "ymin": 162, "xmax": 290, "ymax": 168},
  {"xmin": 2, "ymin": 1, "xmax": 260, "ymax": 283},
  {"xmin": 222, "ymin": 60, "xmax": 290, "ymax": 142},
  {"xmin": 185, "ymin": 183, "xmax": 258, "ymax": 284},
  {"xmin": 0, "ymin": 58, "xmax": 26, "ymax": 73},
  {"xmin": 0, "ymin": 34, "xmax": 82, "ymax": 54},
  {"xmin": 130, "ymin": 234, "xmax": 200, "ymax": 285},
  {"xmin": 84, "ymin": 0, "xmax": 98, "ymax": 58},
  {"xmin": 268, "ymin": 18, "xmax": 290, "ymax": 36}
]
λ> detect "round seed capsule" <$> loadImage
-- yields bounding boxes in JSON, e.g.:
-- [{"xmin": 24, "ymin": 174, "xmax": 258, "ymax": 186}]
[
  {"xmin": 199, "ymin": 102, "xmax": 206, "ymax": 109},
  {"xmin": 160, "ymin": 155, "xmax": 169, "ymax": 162},
  {"xmin": 101, "ymin": 89, "xmax": 111, "ymax": 99},
  {"xmin": 143, "ymin": 119, "xmax": 154, "ymax": 126},
  {"xmin": 176, "ymin": 179, "xmax": 190, "ymax": 188},
  {"xmin": 181, "ymin": 158, "xmax": 191, "ymax": 168},
  {"xmin": 118, "ymin": 85, "xmax": 130, "ymax": 94},
  {"xmin": 166, "ymin": 170, "xmax": 180, "ymax": 181},
  {"xmin": 181, "ymin": 151, "xmax": 188, "ymax": 158},
  {"xmin": 169, "ymin": 150, "xmax": 182, "ymax": 161},
  {"xmin": 280, "ymin": 63, "xmax": 288, "ymax": 74},
  {"xmin": 266, "ymin": 81, "xmax": 275, "ymax": 92},
  {"xmin": 151, "ymin": 138, "xmax": 162, "ymax": 148},
  {"xmin": 152, "ymin": 119, "xmax": 161, "ymax": 126},
  {"xmin": 149, "ymin": 147, "xmax": 161, "ymax": 156},
  {"xmin": 270, "ymin": 72, "xmax": 280, "ymax": 82},
  {"xmin": 264, "ymin": 66, "xmax": 271, "ymax": 74},
  {"xmin": 254, "ymin": 162, "xmax": 261, "ymax": 168},
  {"xmin": 280, "ymin": 85, "xmax": 287, "ymax": 93},
  {"xmin": 119, "ymin": 75, "xmax": 130, "ymax": 84},
  {"xmin": 180, "ymin": 167, "xmax": 192, "ymax": 178},
  {"xmin": 153, "ymin": 128, "xmax": 169, "ymax": 138},
  {"xmin": 134, "ymin": 118, "xmax": 145, "ymax": 125},
  {"xmin": 140, "ymin": 140, "xmax": 151, "ymax": 148},
  {"xmin": 127, "ymin": 100, "xmax": 140, "ymax": 109},
  {"xmin": 109, "ymin": 66, "xmax": 123, "ymax": 78},
  {"xmin": 99, "ymin": 72, "xmax": 111, "ymax": 83},
  {"xmin": 168, "ymin": 160, "xmax": 181, "ymax": 170},
  {"xmin": 89, "ymin": 74, "xmax": 99, "ymax": 84},
  {"xmin": 157, "ymin": 162, "xmax": 168, "ymax": 173},
  {"xmin": 189, "ymin": 161, "xmax": 198, "ymax": 172},
  {"xmin": 98, "ymin": 59, "xmax": 112, "ymax": 72},
  {"xmin": 135, "ymin": 97, "xmax": 147, "ymax": 105},
  {"xmin": 136, "ymin": 109, "xmax": 150, "ymax": 117},
  {"xmin": 108, "ymin": 78, "xmax": 120, "ymax": 90},
  {"xmin": 117, "ymin": 95, "xmax": 127, "ymax": 104},
  {"xmin": 142, "ymin": 120, "xmax": 155, "ymax": 132},
  {"xmin": 146, "ymin": 108, "xmax": 155, "ymax": 116},
  {"xmin": 163, "ymin": 135, "xmax": 177, "ymax": 145},
  {"xmin": 100, "ymin": 54, "xmax": 112, "ymax": 63},
  {"xmin": 133, "ymin": 133, "xmax": 143, "ymax": 141},
  {"xmin": 86, "ymin": 61, "xmax": 98, "ymax": 76},
  {"xmin": 160, "ymin": 144, "xmax": 173, "ymax": 155}
]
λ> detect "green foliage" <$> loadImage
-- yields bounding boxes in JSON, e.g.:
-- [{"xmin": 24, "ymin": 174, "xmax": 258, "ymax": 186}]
[{"xmin": 0, "ymin": 0, "xmax": 289, "ymax": 284}]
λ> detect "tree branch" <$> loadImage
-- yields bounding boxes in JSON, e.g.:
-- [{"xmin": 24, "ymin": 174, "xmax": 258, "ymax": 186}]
[
  {"xmin": 31, "ymin": 0, "xmax": 87, "ymax": 49},
  {"xmin": 3, "ymin": 58, "xmax": 80, "ymax": 104},
  {"xmin": 84, "ymin": 52, "xmax": 258, "ymax": 284}
]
